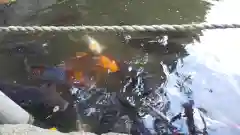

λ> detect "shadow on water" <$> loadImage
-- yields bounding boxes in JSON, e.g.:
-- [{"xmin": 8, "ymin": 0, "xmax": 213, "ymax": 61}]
[{"xmin": 3, "ymin": 0, "xmax": 239, "ymax": 134}]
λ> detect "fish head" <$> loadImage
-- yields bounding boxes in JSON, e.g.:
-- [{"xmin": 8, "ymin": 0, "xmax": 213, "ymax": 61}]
[{"xmin": 82, "ymin": 35, "xmax": 105, "ymax": 55}]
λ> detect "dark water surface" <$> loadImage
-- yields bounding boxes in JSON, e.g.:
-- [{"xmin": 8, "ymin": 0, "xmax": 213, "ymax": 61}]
[{"xmin": 0, "ymin": 0, "xmax": 240, "ymax": 134}]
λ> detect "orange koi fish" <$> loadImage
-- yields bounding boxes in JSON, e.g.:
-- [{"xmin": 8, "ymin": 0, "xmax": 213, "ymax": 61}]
[{"xmin": 26, "ymin": 35, "xmax": 120, "ymax": 88}]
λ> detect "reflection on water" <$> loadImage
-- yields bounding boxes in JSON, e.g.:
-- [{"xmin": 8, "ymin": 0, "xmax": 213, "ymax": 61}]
[
  {"xmin": 0, "ymin": 0, "xmax": 240, "ymax": 134},
  {"xmin": 165, "ymin": 0, "xmax": 240, "ymax": 134}
]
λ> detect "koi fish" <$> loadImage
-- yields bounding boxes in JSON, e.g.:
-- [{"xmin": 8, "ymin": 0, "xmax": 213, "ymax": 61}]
[
  {"xmin": 25, "ymin": 64, "xmax": 91, "ymax": 88},
  {"xmin": 25, "ymin": 35, "xmax": 120, "ymax": 88},
  {"xmin": 61, "ymin": 35, "xmax": 120, "ymax": 87},
  {"xmin": 26, "ymin": 54, "xmax": 119, "ymax": 88},
  {"xmin": 66, "ymin": 35, "xmax": 119, "ymax": 72},
  {"xmin": 64, "ymin": 52, "xmax": 119, "ymax": 73}
]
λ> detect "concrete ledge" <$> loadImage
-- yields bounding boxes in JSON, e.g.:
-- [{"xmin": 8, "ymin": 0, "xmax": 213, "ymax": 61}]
[
  {"xmin": 0, "ymin": 91, "xmax": 34, "ymax": 124},
  {"xmin": 0, "ymin": 124, "xmax": 128, "ymax": 135}
]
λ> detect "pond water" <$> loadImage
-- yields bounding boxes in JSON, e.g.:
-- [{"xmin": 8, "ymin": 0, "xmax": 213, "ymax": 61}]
[{"xmin": 0, "ymin": 0, "xmax": 240, "ymax": 134}]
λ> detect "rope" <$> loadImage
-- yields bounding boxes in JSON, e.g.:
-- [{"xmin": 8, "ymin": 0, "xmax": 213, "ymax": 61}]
[{"xmin": 0, "ymin": 23, "xmax": 240, "ymax": 33}]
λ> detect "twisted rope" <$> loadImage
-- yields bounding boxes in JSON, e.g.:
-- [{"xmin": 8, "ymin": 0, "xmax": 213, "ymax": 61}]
[{"xmin": 0, "ymin": 23, "xmax": 240, "ymax": 33}]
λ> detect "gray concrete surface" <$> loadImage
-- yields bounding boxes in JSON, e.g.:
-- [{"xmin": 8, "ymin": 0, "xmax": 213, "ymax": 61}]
[
  {"xmin": 0, "ymin": 124, "xmax": 127, "ymax": 135},
  {"xmin": 0, "ymin": 91, "xmax": 34, "ymax": 124}
]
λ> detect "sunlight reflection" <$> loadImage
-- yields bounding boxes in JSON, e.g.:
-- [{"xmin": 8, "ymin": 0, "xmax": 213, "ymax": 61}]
[{"xmin": 166, "ymin": 0, "xmax": 240, "ymax": 134}]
